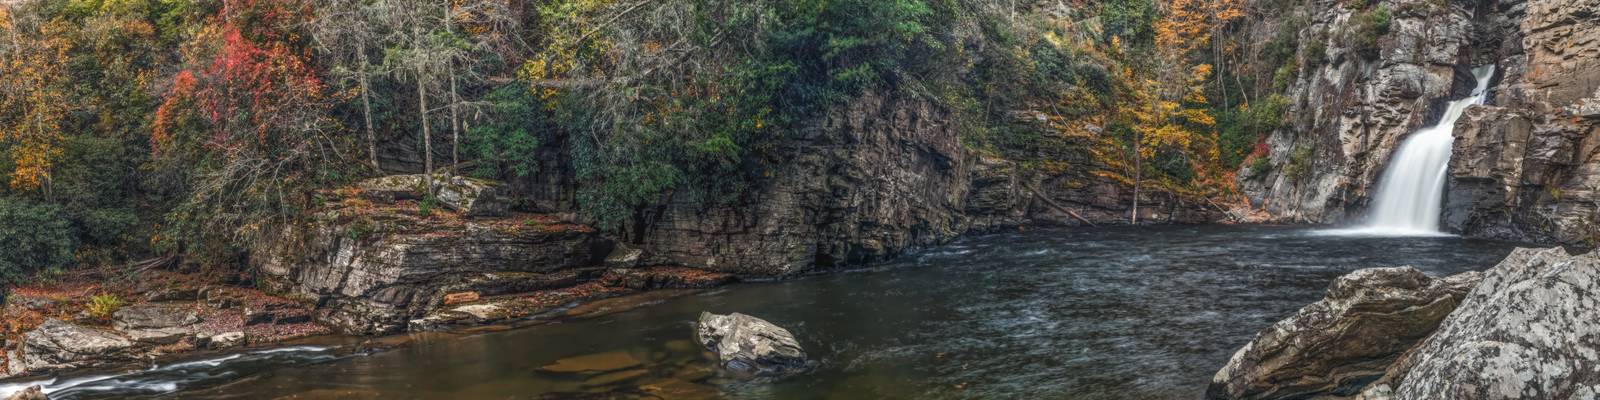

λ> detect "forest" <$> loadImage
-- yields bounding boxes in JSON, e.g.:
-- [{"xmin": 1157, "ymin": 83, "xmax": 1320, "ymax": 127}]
[
  {"xmin": 0, "ymin": 0, "xmax": 1328, "ymax": 285},
  {"xmin": 5, "ymin": 0, "xmax": 1598, "ymax": 398}
]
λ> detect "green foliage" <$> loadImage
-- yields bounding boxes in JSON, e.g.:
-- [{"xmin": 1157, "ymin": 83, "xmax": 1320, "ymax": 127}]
[
  {"xmin": 546, "ymin": 0, "xmax": 965, "ymax": 229},
  {"xmin": 1285, "ymin": 144, "xmax": 1315, "ymax": 183},
  {"xmin": 0, "ymin": 198, "xmax": 77, "ymax": 284},
  {"xmin": 87, "ymin": 293, "xmax": 124, "ymax": 319},
  {"xmin": 1346, "ymin": 5, "xmax": 1392, "ymax": 58},
  {"xmin": 1248, "ymin": 155, "xmax": 1272, "ymax": 177},
  {"xmin": 1100, "ymin": 0, "xmax": 1157, "ymax": 47},
  {"xmin": 418, "ymin": 194, "xmax": 435, "ymax": 217},
  {"xmin": 468, "ymin": 84, "xmax": 542, "ymax": 179},
  {"xmin": 1217, "ymin": 95, "xmax": 1290, "ymax": 169}
]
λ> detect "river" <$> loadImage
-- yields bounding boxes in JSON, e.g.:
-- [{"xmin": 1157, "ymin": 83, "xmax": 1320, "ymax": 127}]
[{"xmin": 14, "ymin": 225, "xmax": 1523, "ymax": 399}]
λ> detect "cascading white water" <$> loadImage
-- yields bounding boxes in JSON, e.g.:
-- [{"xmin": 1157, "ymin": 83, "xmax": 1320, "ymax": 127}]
[{"xmin": 1358, "ymin": 65, "xmax": 1496, "ymax": 235}]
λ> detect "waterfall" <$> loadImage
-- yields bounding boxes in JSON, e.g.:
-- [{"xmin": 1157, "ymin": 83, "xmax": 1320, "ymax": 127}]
[{"xmin": 1358, "ymin": 65, "xmax": 1496, "ymax": 235}]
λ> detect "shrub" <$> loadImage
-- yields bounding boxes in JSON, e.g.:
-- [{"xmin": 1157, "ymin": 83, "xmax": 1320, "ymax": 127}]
[
  {"xmin": 1346, "ymin": 6, "xmax": 1392, "ymax": 58},
  {"xmin": 418, "ymin": 195, "xmax": 436, "ymax": 217},
  {"xmin": 0, "ymin": 198, "xmax": 77, "ymax": 284},
  {"xmin": 467, "ymin": 84, "xmax": 542, "ymax": 179},
  {"xmin": 1285, "ymin": 144, "xmax": 1316, "ymax": 183},
  {"xmin": 87, "ymin": 293, "xmax": 124, "ymax": 320}
]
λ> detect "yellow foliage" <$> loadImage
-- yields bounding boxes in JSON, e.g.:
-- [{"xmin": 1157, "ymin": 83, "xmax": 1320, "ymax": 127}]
[{"xmin": 0, "ymin": 15, "xmax": 73, "ymax": 192}]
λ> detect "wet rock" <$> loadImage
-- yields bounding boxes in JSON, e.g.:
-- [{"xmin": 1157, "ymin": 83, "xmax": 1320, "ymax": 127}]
[
  {"xmin": 208, "ymin": 331, "xmax": 246, "ymax": 349},
  {"xmin": 112, "ymin": 304, "xmax": 199, "ymax": 331},
  {"xmin": 1377, "ymin": 247, "xmax": 1600, "ymax": 399},
  {"xmin": 695, "ymin": 312, "xmax": 808, "ymax": 378},
  {"xmin": 581, "ymin": 369, "xmax": 650, "ymax": 387},
  {"xmin": 1208, "ymin": 267, "xmax": 1481, "ymax": 400},
  {"xmin": 4, "ymin": 386, "xmax": 45, "ymax": 400},
  {"xmin": 538, "ymin": 351, "xmax": 642, "ymax": 374},
  {"xmin": 19, "ymin": 319, "xmax": 138, "ymax": 373},
  {"xmin": 639, "ymin": 379, "xmax": 719, "ymax": 398}
]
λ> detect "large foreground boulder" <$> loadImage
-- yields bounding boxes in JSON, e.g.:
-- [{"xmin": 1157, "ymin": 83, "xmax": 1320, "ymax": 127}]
[
  {"xmin": 18, "ymin": 319, "xmax": 138, "ymax": 373},
  {"xmin": 1208, "ymin": 267, "xmax": 1481, "ymax": 399},
  {"xmin": 695, "ymin": 312, "xmax": 808, "ymax": 378},
  {"xmin": 1361, "ymin": 247, "xmax": 1600, "ymax": 399}
]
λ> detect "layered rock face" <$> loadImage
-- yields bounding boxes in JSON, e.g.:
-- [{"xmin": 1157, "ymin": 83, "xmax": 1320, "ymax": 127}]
[
  {"xmin": 1208, "ymin": 267, "xmax": 1480, "ymax": 400},
  {"xmin": 1240, "ymin": 0, "xmax": 1479, "ymax": 223},
  {"xmin": 636, "ymin": 93, "xmax": 980, "ymax": 275},
  {"xmin": 1443, "ymin": 0, "xmax": 1600, "ymax": 244},
  {"xmin": 1214, "ymin": 247, "xmax": 1600, "ymax": 399},
  {"xmin": 253, "ymin": 183, "xmax": 609, "ymax": 334}
]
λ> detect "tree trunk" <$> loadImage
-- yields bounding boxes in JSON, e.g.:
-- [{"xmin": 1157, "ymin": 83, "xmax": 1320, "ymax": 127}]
[
  {"xmin": 449, "ymin": 64, "xmax": 460, "ymax": 167},
  {"xmin": 418, "ymin": 79, "xmax": 433, "ymax": 195},
  {"xmin": 358, "ymin": 45, "xmax": 379, "ymax": 172},
  {"xmin": 446, "ymin": 17, "xmax": 461, "ymax": 167},
  {"xmin": 1132, "ymin": 137, "xmax": 1141, "ymax": 225}
]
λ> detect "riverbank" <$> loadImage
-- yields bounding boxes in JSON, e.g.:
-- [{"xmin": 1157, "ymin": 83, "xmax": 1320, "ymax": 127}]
[{"xmin": 3, "ymin": 226, "xmax": 1525, "ymax": 399}]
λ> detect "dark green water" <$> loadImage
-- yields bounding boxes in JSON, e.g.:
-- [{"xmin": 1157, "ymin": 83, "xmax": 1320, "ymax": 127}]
[{"xmin": 10, "ymin": 225, "xmax": 1524, "ymax": 399}]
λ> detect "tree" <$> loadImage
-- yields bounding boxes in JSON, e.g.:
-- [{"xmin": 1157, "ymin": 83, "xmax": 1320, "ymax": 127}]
[
  {"xmin": 0, "ymin": 7, "xmax": 73, "ymax": 197},
  {"xmin": 313, "ymin": 0, "xmax": 386, "ymax": 171},
  {"xmin": 150, "ymin": 0, "xmax": 350, "ymax": 260}
]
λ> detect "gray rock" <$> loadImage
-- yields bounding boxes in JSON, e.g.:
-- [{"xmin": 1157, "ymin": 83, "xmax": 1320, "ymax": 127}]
[
  {"xmin": 208, "ymin": 332, "xmax": 246, "ymax": 349},
  {"xmin": 124, "ymin": 328, "xmax": 189, "ymax": 345},
  {"xmin": 251, "ymin": 216, "xmax": 606, "ymax": 334},
  {"xmin": 112, "ymin": 304, "xmax": 199, "ymax": 331},
  {"xmin": 1208, "ymin": 267, "xmax": 1481, "ymax": 400},
  {"xmin": 355, "ymin": 174, "xmax": 508, "ymax": 218},
  {"xmin": 432, "ymin": 175, "xmax": 509, "ymax": 218},
  {"xmin": 19, "ymin": 319, "xmax": 137, "ymax": 373},
  {"xmin": 1380, "ymin": 247, "xmax": 1600, "ymax": 399},
  {"xmin": 695, "ymin": 312, "xmax": 808, "ymax": 378},
  {"xmin": 4, "ymin": 385, "xmax": 45, "ymax": 400}
]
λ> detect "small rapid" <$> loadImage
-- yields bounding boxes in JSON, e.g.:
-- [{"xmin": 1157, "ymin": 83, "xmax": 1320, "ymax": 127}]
[
  {"xmin": 1354, "ymin": 65, "xmax": 1496, "ymax": 235},
  {"xmin": 0, "ymin": 346, "xmax": 340, "ymax": 400}
]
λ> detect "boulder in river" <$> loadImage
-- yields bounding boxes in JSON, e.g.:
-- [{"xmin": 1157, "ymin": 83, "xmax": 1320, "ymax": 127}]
[
  {"xmin": 1362, "ymin": 247, "xmax": 1600, "ymax": 399},
  {"xmin": 1208, "ymin": 267, "xmax": 1481, "ymax": 400},
  {"xmin": 695, "ymin": 312, "xmax": 808, "ymax": 378}
]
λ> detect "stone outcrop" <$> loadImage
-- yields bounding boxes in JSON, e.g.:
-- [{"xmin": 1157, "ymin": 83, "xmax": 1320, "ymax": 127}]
[
  {"xmin": 629, "ymin": 93, "xmax": 1224, "ymax": 276},
  {"xmin": 1216, "ymin": 247, "xmax": 1600, "ymax": 400},
  {"xmin": 357, "ymin": 174, "xmax": 510, "ymax": 218},
  {"xmin": 1208, "ymin": 267, "xmax": 1481, "ymax": 400},
  {"xmin": 253, "ymin": 196, "xmax": 609, "ymax": 333},
  {"xmin": 16, "ymin": 319, "xmax": 138, "ymax": 374},
  {"xmin": 1442, "ymin": 0, "xmax": 1600, "ymax": 245},
  {"xmin": 635, "ymin": 93, "xmax": 977, "ymax": 275},
  {"xmin": 695, "ymin": 312, "xmax": 808, "ymax": 378},
  {"xmin": 1361, "ymin": 247, "xmax": 1600, "ymax": 399}
]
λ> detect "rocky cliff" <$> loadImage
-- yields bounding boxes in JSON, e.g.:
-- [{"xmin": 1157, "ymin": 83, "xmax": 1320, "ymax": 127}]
[
  {"xmin": 1443, "ymin": 0, "xmax": 1600, "ymax": 244},
  {"xmin": 614, "ymin": 92, "xmax": 1224, "ymax": 276},
  {"xmin": 1242, "ymin": 0, "xmax": 1600, "ymax": 245},
  {"xmin": 1240, "ymin": 0, "xmax": 1485, "ymax": 223}
]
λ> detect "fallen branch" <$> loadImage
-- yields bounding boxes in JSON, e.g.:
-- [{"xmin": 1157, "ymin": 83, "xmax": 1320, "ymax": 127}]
[{"xmin": 1024, "ymin": 183, "xmax": 1097, "ymax": 227}]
